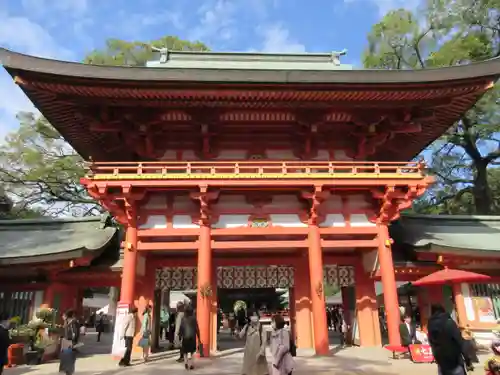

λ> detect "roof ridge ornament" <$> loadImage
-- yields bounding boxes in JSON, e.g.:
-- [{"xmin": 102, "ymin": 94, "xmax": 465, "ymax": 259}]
[
  {"xmin": 330, "ymin": 49, "xmax": 347, "ymax": 66},
  {"xmin": 151, "ymin": 46, "xmax": 169, "ymax": 64}
]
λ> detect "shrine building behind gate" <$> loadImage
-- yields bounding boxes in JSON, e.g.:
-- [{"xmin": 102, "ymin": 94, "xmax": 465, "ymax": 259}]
[{"xmin": 1, "ymin": 48, "xmax": 500, "ymax": 355}]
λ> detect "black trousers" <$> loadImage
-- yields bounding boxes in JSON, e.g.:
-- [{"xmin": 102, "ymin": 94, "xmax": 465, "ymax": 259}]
[{"xmin": 120, "ymin": 337, "xmax": 133, "ymax": 365}]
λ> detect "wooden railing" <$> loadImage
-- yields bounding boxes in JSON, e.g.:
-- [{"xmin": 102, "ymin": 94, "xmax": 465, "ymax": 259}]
[{"xmin": 85, "ymin": 160, "xmax": 426, "ymax": 180}]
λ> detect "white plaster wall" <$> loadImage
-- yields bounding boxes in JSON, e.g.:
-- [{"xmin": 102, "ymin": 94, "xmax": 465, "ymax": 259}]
[
  {"xmin": 320, "ymin": 214, "xmax": 346, "ymax": 227},
  {"xmin": 215, "ymin": 195, "xmax": 254, "ymax": 210},
  {"xmin": 269, "ymin": 214, "xmax": 307, "ymax": 227},
  {"xmin": 140, "ymin": 215, "xmax": 167, "ymax": 229},
  {"xmin": 264, "ymin": 194, "xmax": 303, "ymax": 210},
  {"xmin": 265, "ymin": 149, "xmax": 299, "ymax": 160},
  {"xmin": 212, "ymin": 215, "xmax": 250, "ymax": 228},
  {"xmin": 323, "ymin": 195, "xmax": 343, "ymax": 210},
  {"xmin": 172, "ymin": 215, "xmax": 199, "ymax": 229},
  {"xmin": 183, "ymin": 150, "xmax": 198, "ymax": 160},
  {"xmin": 350, "ymin": 214, "xmax": 376, "ymax": 227},
  {"xmin": 333, "ymin": 150, "xmax": 352, "ymax": 161},
  {"xmin": 462, "ymin": 283, "xmax": 476, "ymax": 322},
  {"xmin": 172, "ymin": 195, "xmax": 198, "ymax": 211},
  {"xmin": 144, "ymin": 193, "xmax": 168, "ymax": 209},
  {"xmin": 347, "ymin": 194, "xmax": 370, "ymax": 209},
  {"xmin": 214, "ymin": 150, "xmax": 247, "ymax": 160},
  {"xmin": 312, "ymin": 149, "xmax": 330, "ymax": 160},
  {"xmin": 159, "ymin": 150, "xmax": 177, "ymax": 160}
]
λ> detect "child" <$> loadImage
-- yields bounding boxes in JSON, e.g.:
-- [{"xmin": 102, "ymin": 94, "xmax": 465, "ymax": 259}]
[{"xmin": 484, "ymin": 339, "xmax": 500, "ymax": 375}]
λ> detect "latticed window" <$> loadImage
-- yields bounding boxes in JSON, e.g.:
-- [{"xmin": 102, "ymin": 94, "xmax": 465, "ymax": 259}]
[{"xmin": 470, "ymin": 283, "xmax": 500, "ymax": 319}]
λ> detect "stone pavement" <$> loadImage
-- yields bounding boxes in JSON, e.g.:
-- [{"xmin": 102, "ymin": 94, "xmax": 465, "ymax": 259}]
[{"xmin": 3, "ymin": 331, "xmax": 490, "ymax": 375}]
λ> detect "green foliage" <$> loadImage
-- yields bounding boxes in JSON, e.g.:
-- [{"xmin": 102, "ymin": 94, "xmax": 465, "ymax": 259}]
[
  {"xmin": 323, "ymin": 283, "xmax": 340, "ymax": 297},
  {"xmin": 363, "ymin": 0, "xmax": 500, "ymax": 214},
  {"xmin": 84, "ymin": 36, "xmax": 209, "ymax": 66},
  {"xmin": 0, "ymin": 113, "xmax": 98, "ymax": 216}
]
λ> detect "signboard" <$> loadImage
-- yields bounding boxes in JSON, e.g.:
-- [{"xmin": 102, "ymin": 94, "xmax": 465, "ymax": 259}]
[
  {"xmin": 475, "ymin": 297, "xmax": 496, "ymax": 323},
  {"xmin": 409, "ymin": 344, "xmax": 434, "ymax": 363},
  {"xmin": 111, "ymin": 303, "xmax": 130, "ymax": 357}
]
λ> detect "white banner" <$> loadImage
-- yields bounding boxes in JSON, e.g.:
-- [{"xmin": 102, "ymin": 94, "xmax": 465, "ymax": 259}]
[{"xmin": 111, "ymin": 303, "xmax": 129, "ymax": 357}]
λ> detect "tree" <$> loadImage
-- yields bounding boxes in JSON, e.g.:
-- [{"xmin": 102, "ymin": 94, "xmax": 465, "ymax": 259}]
[
  {"xmin": 84, "ymin": 36, "xmax": 209, "ymax": 66},
  {"xmin": 0, "ymin": 113, "xmax": 97, "ymax": 216},
  {"xmin": 0, "ymin": 36, "xmax": 209, "ymax": 216},
  {"xmin": 363, "ymin": 3, "xmax": 500, "ymax": 214}
]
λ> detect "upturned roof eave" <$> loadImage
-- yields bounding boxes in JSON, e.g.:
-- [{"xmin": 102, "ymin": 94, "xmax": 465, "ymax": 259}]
[{"xmin": 2, "ymin": 48, "xmax": 500, "ymax": 85}]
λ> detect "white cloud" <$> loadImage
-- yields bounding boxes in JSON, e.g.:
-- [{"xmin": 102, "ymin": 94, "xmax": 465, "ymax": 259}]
[
  {"xmin": 258, "ymin": 24, "xmax": 306, "ymax": 53},
  {"xmin": 0, "ymin": 9, "xmax": 74, "ymax": 143},
  {"xmin": 189, "ymin": 0, "xmax": 238, "ymax": 42},
  {"xmin": 344, "ymin": 0, "xmax": 422, "ymax": 17}
]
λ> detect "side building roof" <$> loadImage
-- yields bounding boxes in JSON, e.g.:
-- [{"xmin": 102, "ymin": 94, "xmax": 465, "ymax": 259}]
[
  {"xmin": 391, "ymin": 214, "xmax": 500, "ymax": 257},
  {"xmin": 0, "ymin": 215, "xmax": 118, "ymax": 265}
]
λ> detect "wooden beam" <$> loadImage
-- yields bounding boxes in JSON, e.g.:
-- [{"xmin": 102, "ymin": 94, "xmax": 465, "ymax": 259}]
[
  {"xmin": 137, "ymin": 238, "xmax": 378, "ymax": 251},
  {"xmin": 137, "ymin": 226, "xmax": 378, "ymax": 237},
  {"xmin": 321, "ymin": 239, "xmax": 378, "ymax": 248}
]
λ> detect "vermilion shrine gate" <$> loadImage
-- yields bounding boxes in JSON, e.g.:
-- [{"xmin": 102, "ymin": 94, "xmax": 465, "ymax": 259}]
[{"xmin": 1, "ymin": 48, "xmax": 500, "ymax": 355}]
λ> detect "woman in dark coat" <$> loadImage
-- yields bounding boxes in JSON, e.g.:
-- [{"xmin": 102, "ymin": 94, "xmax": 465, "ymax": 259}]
[{"xmin": 179, "ymin": 305, "xmax": 200, "ymax": 370}]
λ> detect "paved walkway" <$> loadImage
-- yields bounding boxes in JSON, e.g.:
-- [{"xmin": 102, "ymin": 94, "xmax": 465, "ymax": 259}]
[{"xmin": 4, "ymin": 331, "xmax": 489, "ymax": 375}]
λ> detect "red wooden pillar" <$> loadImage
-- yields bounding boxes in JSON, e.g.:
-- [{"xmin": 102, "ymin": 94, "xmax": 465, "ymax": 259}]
[
  {"xmin": 453, "ymin": 284, "xmax": 468, "ymax": 328},
  {"xmin": 294, "ymin": 260, "xmax": 313, "ymax": 349},
  {"xmin": 43, "ymin": 284, "xmax": 56, "ymax": 307},
  {"xmin": 308, "ymin": 223, "xmax": 329, "ymax": 355},
  {"xmin": 355, "ymin": 262, "xmax": 381, "ymax": 346},
  {"xmin": 210, "ymin": 267, "xmax": 218, "ymax": 354},
  {"xmin": 377, "ymin": 224, "xmax": 401, "ymax": 346},
  {"xmin": 196, "ymin": 224, "xmax": 212, "ymax": 356},
  {"xmin": 120, "ymin": 203, "xmax": 138, "ymax": 305}
]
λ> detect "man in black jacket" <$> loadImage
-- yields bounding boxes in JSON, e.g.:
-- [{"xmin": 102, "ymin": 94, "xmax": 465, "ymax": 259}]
[
  {"xmin": 399, "ymin": 314, "xmax": 418, "ymax": 347},
  {"xmin": 428, "ymin": 304, "xmax": 473, "ymax": 375}
]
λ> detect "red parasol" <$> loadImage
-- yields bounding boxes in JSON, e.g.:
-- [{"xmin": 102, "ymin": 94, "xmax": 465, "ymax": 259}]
[{"xmin": 412, "ymin": 268, "xmax": 491, "ymax": 286}]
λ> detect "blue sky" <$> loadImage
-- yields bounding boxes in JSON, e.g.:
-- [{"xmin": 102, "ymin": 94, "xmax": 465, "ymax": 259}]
[{"xmin": 0, "ymin": 0, "xmax": 421, "ymax": 141}]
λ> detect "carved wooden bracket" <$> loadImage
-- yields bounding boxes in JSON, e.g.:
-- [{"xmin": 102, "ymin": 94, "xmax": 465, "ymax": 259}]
[
  {"xmin": 301, "ymin": 185, "xmax": 330, "ymax": 225},
  {"xmin": 199, "ymin": 283, "xmax": 213, "ymax": 299},
  {"xmin": 315, "ymin": 281, "xmax": 324, "ymax": 298},
  {"xmin": 371, "ymin": 184, "xmax": 428, "ymax": 223},
  {"xmin": 190, "ymin": 186, "xmax": 219, "ymax": 226}
]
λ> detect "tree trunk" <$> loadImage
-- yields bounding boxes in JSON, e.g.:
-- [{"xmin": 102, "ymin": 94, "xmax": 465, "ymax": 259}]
[{"xmin": 473, "ymin": 160, "xmax": 492, "ymax": 214}]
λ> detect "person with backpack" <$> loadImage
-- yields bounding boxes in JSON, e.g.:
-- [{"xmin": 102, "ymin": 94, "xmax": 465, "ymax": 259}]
[
  {"xmin": 239, "ymin": 309, "xmax": 268, "ymax": 375},
  {"xmin": 270, "ymin": 314, "xmax": 295, "ymax": 375},
  {"xmin": 179, "ymin": 305, "xmax": 201, "ymax": 370},
  {"xmin": 59, "ymin": 310, "xmax": 80, "ymax": 375}
]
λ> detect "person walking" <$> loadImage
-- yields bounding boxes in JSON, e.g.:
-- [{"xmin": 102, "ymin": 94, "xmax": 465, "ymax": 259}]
[
  {"xmin": 95, "ymin": 312, "xmax": 105, "ymax": 342},
  {"xmin": 428, "ymin": 304, "xmax": 473, "ymax": 375},
  {"xmin": 240, "ymin": 309, "xmax": 268, "ymax": 375},
  {"xmin": 175, "ymin": 301, "xmax": 186, "ymax": 363},
  {"xmin": 119, "ymin": 307, "xmax": 137, "ymax": 367},
  {"xmin": 270, "ymin": 314, "xmax": 295, "ymax": 375},
  {"xmin": 0, "ymin": 313, "xmax": 11, "ymax": 375},
  {"xmin": 59, "ymin": 310, "xmax": 80, "ymax": 375},
  {"xmin": 160, "ymin": 306, "xmax": 170, "ymax": 341},
  {"xmin": 179, "ymin": 305, "xmax": 201, "ymax": 370},
  {"xmin": 139, "ymin": 305, "xmax": 152, "ymax": 363}
]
